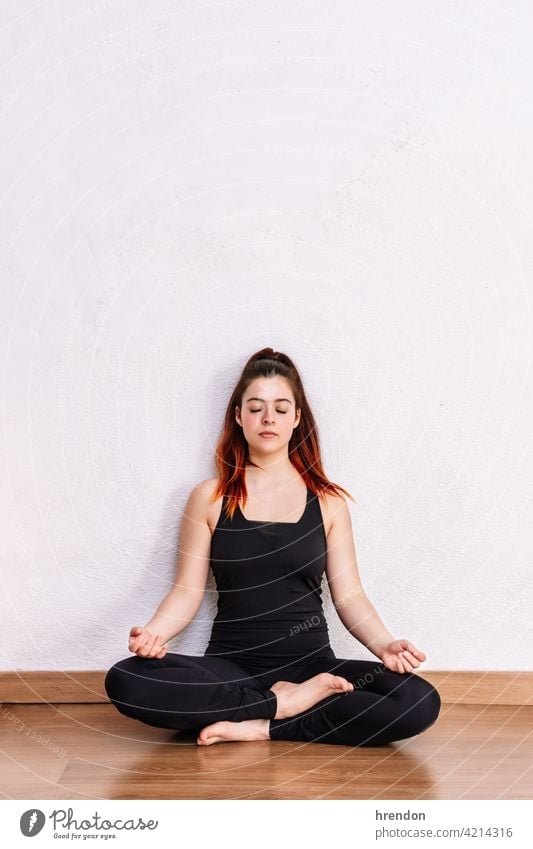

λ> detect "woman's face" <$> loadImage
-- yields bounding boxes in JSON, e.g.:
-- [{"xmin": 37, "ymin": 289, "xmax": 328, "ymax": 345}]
[{"xmin": 236, "ymin": 376, "xmax": 301, "ymax": 452}]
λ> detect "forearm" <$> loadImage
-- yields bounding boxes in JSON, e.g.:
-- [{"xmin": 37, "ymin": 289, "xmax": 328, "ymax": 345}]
[
  {"xmin": 335, "ymin": 591, "xmax": 395, "ymax": 658},
  {"xmin": 144, "ymin": 589, "xmax": 202, "ymax": 644}
]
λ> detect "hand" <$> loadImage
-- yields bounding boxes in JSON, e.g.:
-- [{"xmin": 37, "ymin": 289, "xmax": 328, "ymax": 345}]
[
  {"xmin": 379, "ymin": 639, "xmax": 426, "ymax": 673},
  {"xmin": 128, "ymin": 625, "xmax": 168, "ymax": 659}
]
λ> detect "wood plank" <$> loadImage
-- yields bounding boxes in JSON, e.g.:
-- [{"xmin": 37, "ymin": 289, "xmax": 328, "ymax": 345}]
[
  {"xmin": 0, "ymin": 702, "xmax": 531, "ymax": 799},
  {"xmin": 1, "ymin": 669, "xmax": 532, "ymax": 705}
]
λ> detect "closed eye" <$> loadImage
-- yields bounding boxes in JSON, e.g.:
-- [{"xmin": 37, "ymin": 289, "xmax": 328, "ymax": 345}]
[{"xmin": 250, "ymin": 409, "xmax": 287, "ymax": 414}]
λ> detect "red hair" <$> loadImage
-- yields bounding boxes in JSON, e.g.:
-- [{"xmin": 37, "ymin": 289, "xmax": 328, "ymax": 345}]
[{"xmin": 212, "ymin": 347, "xmax": 355, "ymax": 519}]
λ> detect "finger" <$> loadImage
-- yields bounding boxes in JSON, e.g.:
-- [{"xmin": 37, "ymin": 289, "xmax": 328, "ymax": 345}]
[
  {"xmin": 136, "ymin": 633, "xmax": 152, "ymax": 656},
  {"xmin": 399, "ymin": 652, "xmax": 414, "ymax": 672},
  {"xmin": 406, "ymin": 643, "xmax": 426, "ymax": 661},
  {"xmin": 385, "ymin": 656, "xmax": 403, "ymax": 674},
  {"xmin": 401, "ymin": 650, "xmax": 420, "ymax": 668},
  {"xmin": 148, "ymin": 634, "xmax": 163, "ymax": 656},
  {"xmin": 147, "ymin": 635, "xmax": 163, "ymax": 658},
  {"xmin": 157, "ymin": 640, "xmax": 168, "ymax": 657},
  {"xmin": 139, "ymin": 634, "xmax": 157, "ymax": 657},
  {"xmin": 130, "ymin": 632, "xmax": 149, "ymax": 653}
]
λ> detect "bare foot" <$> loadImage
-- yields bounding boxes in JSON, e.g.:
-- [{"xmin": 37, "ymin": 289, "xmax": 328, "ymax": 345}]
[
  {"xmin": 197, "ymin": 718, "xmax": 270, "ymax": 746},
  {"xmin": 195, "ymin": 674, "xmax": 354, "ymax": 746},
  {"xmin": 270, "ymin": 672, "xmax": 353, "ymax": 719}
]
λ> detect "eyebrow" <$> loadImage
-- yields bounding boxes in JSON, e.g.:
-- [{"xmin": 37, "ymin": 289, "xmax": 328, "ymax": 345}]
[{"xmin": 245, "ymin": 397, "xmax": 292, "ymax": 404}]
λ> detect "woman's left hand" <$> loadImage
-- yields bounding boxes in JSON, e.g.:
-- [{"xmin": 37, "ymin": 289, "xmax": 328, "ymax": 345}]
[{"xmin": 379, "ymin": 639, "xmax": 426, "ymax": 673}]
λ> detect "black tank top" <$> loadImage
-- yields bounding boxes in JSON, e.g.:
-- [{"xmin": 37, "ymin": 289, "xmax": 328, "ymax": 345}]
[{"xmin": 205, "ymin": 485, "xmax": 334, "ymax": 665}]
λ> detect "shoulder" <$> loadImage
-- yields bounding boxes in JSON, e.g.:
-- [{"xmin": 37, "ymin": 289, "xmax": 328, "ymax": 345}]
[
  {"xmin": 188, "ymin": 478, "xmax": 223, "ymax": 532},
  {"xmin": 317, "ymin": 489, "xmax": 351, "ymax": 539},
  {"xmin": 191, "ymin": 477, "xmax": 220, "ymax": 500}
]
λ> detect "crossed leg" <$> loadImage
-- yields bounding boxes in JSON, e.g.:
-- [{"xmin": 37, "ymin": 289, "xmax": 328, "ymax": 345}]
[
  {"xmin": 197, "ymin": 675, "xmax": 353, "ymax": 745},
  {"xmin": 104, "ymin": 653, "xmax": 278, "ymax": 730},
  {"xmin": 104, "ymin": 652, "xmax": 353, "ymax": 737},
  {"xmin": 198, "ymin": 655, "xmax": 442, "ymax": 747}
]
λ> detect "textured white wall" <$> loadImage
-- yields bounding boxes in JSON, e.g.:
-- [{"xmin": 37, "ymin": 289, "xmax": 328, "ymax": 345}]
[{"xmin": 1, "ymin": 1, "xmax": 532, "ymax": 672}]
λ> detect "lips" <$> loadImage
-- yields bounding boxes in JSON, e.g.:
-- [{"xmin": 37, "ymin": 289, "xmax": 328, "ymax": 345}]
[{"xmin": 259, "ymin": 432, "xmax": 278, "ymax": 437}]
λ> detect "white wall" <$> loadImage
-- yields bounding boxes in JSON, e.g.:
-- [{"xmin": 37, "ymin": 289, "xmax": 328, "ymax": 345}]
[{"xmin": 1, "ymin": 1, "xmax": 532, "ymax": 672}]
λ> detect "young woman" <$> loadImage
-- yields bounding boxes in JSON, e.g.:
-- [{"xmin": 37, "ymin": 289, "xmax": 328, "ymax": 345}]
[{"xmin": 105, "ymin": 348, "xmax": 441, "ymax": 747}]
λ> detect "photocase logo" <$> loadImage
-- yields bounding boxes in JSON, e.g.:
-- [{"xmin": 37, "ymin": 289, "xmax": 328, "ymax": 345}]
[
  {"xmin": 19, "ymin": 806, "xmax": 159, "ymax": 838},
  {"xmin": 20, "ymin": 809, "xmax": 45, "ymax": 836}
]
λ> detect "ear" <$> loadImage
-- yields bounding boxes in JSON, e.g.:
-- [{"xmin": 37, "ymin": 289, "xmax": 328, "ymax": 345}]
[
  {"xmin": 235, "ymin": 405, "xmax": 242, "ymax": 427},
  {"xmin": 294, "ymin": 408, "xmax": 301, "ymax": 428}
]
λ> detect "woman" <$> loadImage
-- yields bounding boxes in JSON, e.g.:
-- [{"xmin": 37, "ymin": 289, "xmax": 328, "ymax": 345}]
[{"xmin": 105, "ymin": 348, "xmax": 441, "ymax": 747}]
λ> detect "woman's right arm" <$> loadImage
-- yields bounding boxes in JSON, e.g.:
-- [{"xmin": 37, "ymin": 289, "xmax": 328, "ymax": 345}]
[{"xmin": 129, "ymin": 481, "xmax": 214, "ymax": 657}]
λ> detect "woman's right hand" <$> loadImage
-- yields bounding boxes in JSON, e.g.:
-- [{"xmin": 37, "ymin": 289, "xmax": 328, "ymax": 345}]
[{"xmin": 128, "ymin": 625, "xmax": 168, "ymax": 659}]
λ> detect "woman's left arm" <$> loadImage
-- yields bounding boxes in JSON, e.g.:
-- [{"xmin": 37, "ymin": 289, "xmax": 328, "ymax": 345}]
[{"xmin": 324, "ymin": 496, "xmax": 426, "ymax": 673}]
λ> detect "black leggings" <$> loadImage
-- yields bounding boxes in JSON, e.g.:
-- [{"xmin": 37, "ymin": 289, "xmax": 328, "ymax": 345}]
[{"xmin": 104, "ymin": 651, "xmax": 441, "ymax": 747}]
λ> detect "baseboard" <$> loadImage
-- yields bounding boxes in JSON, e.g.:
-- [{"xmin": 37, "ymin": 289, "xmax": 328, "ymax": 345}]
[{"xmin": 1, "ymin": 670, "xmax": 532, "ymax": 705}]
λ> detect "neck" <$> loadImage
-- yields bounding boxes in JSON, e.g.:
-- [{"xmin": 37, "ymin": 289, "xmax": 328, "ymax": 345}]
[{"xmin": 246, "ymin": 450, "xmax": 297, "ymax": 484}]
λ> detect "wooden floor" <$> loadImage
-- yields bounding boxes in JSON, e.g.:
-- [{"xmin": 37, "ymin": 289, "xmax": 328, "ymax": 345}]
[{"xmin": 1, "ymin": 701, "xmax": 531, "ymax": 799}]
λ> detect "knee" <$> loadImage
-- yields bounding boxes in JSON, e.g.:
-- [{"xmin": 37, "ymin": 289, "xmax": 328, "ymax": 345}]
[
  {"xmin": 404, "ymin": 675, "xmax": 441, "ymax": 735},
  {"xmin": 104, "ymin": 657, "xmax": 142, "ymax": 715},
  {"xmin": 423, "ymin": 681, "xmax": 442, "ymax": 730}
]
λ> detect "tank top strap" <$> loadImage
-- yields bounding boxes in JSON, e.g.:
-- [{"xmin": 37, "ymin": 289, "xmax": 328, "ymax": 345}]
[{"xmin": 303, "ymin": 486, "xmax": 326, "ymax": 536}]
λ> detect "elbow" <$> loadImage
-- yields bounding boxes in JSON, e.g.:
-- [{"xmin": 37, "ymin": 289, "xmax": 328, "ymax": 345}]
[{"xmin": 332, "ymin": 584, "xmax": 366, "ymax": 613}]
